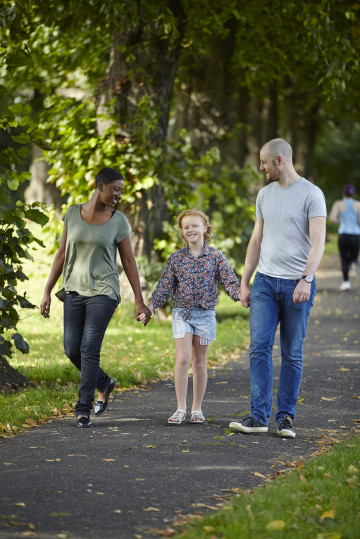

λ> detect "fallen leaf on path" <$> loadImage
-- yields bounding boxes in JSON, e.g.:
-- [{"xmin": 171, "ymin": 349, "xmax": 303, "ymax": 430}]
[
  {"xmin": 103, "ymin": 459, "xmax": 115, "ymax": 462},
  {"xmin": 113, "ymin": 509, "xmax": 122, "ymax": 513},
  {"xmin": 143, "ymin": 507, "xmax": 160, "ymax": 512},
  {"xmin": 161, "ymin": 528, "xmax": 176, "ymax": 537},
  {"xmin": 14, "ymin": 502, "xmax": 25, "ymax": 507},
  {"xmin": 321, "ymin": 397, "xmax": 337, "ymax": 401},
  {"xmin": 253, "ymin": 471, "xmax": 266, "ymax": 478}
]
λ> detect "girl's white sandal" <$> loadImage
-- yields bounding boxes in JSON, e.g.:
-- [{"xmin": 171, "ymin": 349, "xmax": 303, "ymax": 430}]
[
  {"xmin": 190, "ymin": 410, "xmax": 205, "ymax": 424},
  {"xmin": 168, "ymin": 409, "xmax": 186, "ymax": 425}
]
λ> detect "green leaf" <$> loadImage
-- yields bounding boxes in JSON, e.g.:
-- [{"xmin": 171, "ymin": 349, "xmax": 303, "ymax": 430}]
[
  {"xmin": 32, "ymin": 138, "xmax": 52, "ymax": 151},
  {"xmin": 0, "ymin": 337, "xmax": 12, "ymax": 357},
  {"xmin": 7, "ymin": 179, "xmax": 19, "ymax": 191},
  {"xmin": 12, "ymin": 332, "xmax": 29, "ymax": 354},
  {"xmin": 24, "ymin": 208, "xmax": 49, "ymax": 227},
  {"xmin": 11, "ymin": 133, "xmax": 31, "ymax": 144},
  {"xmin": 19, "ymin": 297, "xmax": 35, "ymax": 309}
]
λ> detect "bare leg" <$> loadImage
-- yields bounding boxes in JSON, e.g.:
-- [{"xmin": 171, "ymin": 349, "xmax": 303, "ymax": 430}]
[
  {"xmin": 191, "ymin": 335, "xmax": 208, "ymax": 414},
  {"xmin": 173, "ymin": 332, "xmax": 193, "ymax": 412}
]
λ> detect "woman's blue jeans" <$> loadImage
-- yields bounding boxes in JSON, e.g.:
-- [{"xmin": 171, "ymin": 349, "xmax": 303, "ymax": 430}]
[
  {"xmin": 249, "ymin": 272, "xmax": 316, "ymax": 425},
  {"xmin": 63, "ymin": 292, "xmax": 117, "ymax": 416}
]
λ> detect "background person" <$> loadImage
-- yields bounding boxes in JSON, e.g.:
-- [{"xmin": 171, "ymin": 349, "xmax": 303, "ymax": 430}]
[
  {"xmin": 40, "ymin": 168, "xmax": 151, "ymax": 428},
  {"xmin": 140, "ymin": 209, "xmax": 241, "ymax": 425},
  {"xmin": 229, "ymin": 138, "xmax": 327, "ymax": 438},
  {"xmin": 329, "ymin": 184, "xmax": 360, "ymax": 291}
]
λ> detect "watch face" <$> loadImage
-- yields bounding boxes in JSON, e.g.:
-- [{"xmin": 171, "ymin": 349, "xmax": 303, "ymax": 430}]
[{"xmin": 305, "ymin": 276, "xmax": 313, "ymax": 283}]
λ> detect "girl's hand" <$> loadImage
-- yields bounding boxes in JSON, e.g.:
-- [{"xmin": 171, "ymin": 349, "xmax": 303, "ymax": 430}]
[{"xmin": 138, "ymin": 313, "xmax": 148, "ymax": 325}]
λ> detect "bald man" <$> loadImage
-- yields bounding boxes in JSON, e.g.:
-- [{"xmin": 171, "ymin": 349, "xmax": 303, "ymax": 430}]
[{"xmin": 230, "ymin": 138, "xmax": 327, "ymax": 438}]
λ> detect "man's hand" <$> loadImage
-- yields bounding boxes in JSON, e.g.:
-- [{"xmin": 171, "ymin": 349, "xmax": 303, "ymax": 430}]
[
  {"xmin": 293, "ymin": 280, "xmax": 311, "ymax": 304},
  {"xmin": 239, "ymin": 284, "xmax": 251, "ymax": 308}
]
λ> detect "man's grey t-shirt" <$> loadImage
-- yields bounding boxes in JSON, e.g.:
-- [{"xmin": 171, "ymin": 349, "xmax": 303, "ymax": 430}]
[
  {"xmin": 62, "ymin": 205, "xmax": 130, "ymax": 304},
  {"xmin": 256, "ymin": 177, "xmax": 327, "ymax": 279}
]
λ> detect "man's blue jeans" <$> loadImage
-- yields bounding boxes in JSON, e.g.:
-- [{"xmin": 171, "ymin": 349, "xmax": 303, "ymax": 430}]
[
  {"xmin": 249, "ymin": 272, "xmax": 316, "ymax": 425},
  {"xmin": 64, "ymin": 292, "xmax": 117, "ymax": 416}
]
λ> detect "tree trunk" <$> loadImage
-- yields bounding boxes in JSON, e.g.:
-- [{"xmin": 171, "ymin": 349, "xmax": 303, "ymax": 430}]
[
  {"xmin": 0, "ymin": 357, "xmax": 31, "ymax": 393},
  {"xmin": 24, "ymin": 144, "xmax": 61, "ymax": 208},
  {"xmin": 96, "ymin": 1, "xmax": 186, "ymax": 261}
]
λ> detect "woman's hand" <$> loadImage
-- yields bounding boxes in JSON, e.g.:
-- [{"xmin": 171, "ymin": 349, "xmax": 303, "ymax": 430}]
[{"xmin": 40, "ymin": 292, "xmax": 51, "ymax": 318}]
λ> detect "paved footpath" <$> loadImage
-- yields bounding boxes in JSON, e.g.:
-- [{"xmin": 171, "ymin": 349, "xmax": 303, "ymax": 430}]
[{"xmin": 0, "ymin": 254, "xmax": 359, "ymax": 538}]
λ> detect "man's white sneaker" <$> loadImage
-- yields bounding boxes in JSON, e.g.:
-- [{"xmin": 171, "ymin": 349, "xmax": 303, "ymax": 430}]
[
  {"xmin": 339, "ymin": 281, "xmax": 351, "ymax": 291},
  {"xmin": 229, "ymin": 415, "xmax": 268, "ymax": 434}
]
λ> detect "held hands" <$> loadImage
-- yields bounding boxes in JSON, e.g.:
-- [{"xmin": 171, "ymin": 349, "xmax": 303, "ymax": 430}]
[
  {"xmin": 239, "ymin": 284, "xmax": 251, "ymax": 308},
  {"xmin": 138, "ymin": 301, "xmax": 154, "ymax": 326}
]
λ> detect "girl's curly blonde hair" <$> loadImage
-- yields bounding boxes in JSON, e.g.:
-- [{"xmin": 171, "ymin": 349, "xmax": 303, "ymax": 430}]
[{"xmin": 177, "ymin": 209, "xmax": 215, "ymax": 245}]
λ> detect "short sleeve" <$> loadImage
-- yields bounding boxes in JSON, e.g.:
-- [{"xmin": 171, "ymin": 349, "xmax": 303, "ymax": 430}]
[
  {"xmin": 308, "ymin": 188, "xmax": 327, "ymax": 219},
  {"xmin": 255, "ymin": 190, "xmax": 264, "ymax": 220},
  {"xmin": 115, "ymin": 212, "xmax": 131, "ymax": 244}
]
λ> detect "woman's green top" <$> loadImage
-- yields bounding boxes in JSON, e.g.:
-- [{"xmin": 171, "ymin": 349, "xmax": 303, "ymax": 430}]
[{"xmin": 61, "ymin": 205, "xmax": 130, "ymax": 304}]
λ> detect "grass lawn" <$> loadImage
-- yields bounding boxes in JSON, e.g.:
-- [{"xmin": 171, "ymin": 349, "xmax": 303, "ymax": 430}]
[{"xmin": 176, "ymin": 435, "xmax": 360, "ymax": 538}]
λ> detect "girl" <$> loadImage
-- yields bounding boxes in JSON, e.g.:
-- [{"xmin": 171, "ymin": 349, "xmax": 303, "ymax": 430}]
[{"xmin": 140, "ymin": 210, "xmax": 241, "ymax": 424}]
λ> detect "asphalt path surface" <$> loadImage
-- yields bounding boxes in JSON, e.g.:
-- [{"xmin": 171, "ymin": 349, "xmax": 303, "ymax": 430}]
[{"xmin": 0, "ymin": 254, "xmax": 359, "ymax": 538}]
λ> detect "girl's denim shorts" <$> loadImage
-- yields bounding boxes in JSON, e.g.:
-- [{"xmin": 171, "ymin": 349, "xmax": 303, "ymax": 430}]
[{"xmin": 172, "ymin": 307, "xmax": 216, "ymax": 345}]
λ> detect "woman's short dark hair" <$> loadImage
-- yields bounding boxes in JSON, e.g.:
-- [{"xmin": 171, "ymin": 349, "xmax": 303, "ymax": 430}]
[{"xmin": 96, "ymin": 168, "xmax": 124, "ymax": 187}]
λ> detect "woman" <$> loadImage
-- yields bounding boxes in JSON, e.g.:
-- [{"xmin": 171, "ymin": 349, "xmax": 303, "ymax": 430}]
[
  {"xmin": 40, "ymin": 168, "xmax": 151, "ymax": 427},
  {"xmin": 329, "ymin": 184, "xmax": 360, "ymax": 291}
]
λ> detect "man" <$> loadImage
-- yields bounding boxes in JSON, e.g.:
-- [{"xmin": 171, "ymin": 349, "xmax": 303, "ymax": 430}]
[{"xmin": 230, "ymin": 138, "xmax": 326, "ymax": 438}]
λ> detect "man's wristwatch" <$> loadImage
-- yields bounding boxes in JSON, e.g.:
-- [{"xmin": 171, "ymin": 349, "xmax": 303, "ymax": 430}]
[{"xmin": 301, "ymin": 275, "xmax": 313, "ymax": 283}]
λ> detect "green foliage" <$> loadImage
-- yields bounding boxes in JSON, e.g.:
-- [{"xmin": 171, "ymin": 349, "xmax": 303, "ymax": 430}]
[
  {"xmin": 315, "ymin": 124, "xmax": 360, "ymax": 209},
  {"xmin": 0, "ymin": 38, "xmax": 49, "ymax": 370}
]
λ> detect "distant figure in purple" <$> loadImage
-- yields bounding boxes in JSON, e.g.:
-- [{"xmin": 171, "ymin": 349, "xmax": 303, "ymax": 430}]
[{"xmin": 329, "ymin": 184, "xmax": 360, "ymax": 291}]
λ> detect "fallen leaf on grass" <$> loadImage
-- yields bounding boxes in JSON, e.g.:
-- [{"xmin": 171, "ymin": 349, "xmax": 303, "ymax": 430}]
[
  {"xmin": 346, "ymin": 475, "xmax": 357, "ymax": 484},
  {"xmin": 320, "ymin": 507, "xmax": 336, "ymax": 520},
  {"xmin": 266, "ymin": 520, "xmax": 286, "ymax": 531},
  {"xmin": 316, "ymin": 533, "xmax": 341, "ymax": 539}
]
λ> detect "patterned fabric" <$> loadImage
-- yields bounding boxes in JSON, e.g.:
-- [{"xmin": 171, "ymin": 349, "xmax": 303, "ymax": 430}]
[{"xmin": 152, "ymin": 244, "xmax": 240, "ymax": 320}]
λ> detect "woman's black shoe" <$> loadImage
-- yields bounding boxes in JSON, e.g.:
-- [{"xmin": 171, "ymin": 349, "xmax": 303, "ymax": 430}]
[
  {"xmin": 94, "ymin": 378, "xmax": 116, "ymax": 416},
  {"xmin": 77, "ymin": 416, "xmax": 92, "ymax": 428}
]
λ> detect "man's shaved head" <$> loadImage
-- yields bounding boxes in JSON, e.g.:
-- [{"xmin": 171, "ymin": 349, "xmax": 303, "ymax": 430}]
[{"xmin": 261, "ymin": 138, "xmax": 293, "ymax": 162}]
